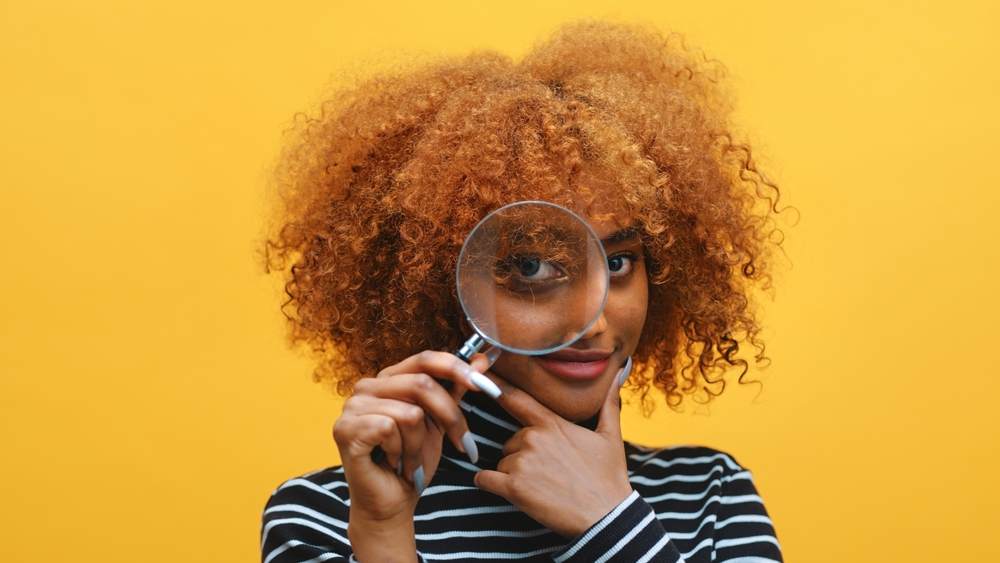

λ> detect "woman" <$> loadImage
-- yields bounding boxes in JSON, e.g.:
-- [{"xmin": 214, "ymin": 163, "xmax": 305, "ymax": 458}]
[{"xmin": 262, "ymin": 20, "xmax": 784, "ymax": 563}]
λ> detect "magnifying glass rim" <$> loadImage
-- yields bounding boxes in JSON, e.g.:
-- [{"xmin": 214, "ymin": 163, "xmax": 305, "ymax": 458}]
[{"xmin": 456, "ymin": 200, "xmax": 610, "ymax": 356}]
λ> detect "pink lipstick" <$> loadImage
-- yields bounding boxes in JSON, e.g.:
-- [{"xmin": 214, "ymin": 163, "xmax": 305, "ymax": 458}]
[{"xmin": 534, "ymin": 349, "xmax": 612, "ymax": 380}]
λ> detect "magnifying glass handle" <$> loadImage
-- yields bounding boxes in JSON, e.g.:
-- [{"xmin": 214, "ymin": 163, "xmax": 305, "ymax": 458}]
[
  {"xmin": 454, "ymin": 333, "xmax": 486, "ymax": 363},
  {"xmin": 369, "ymin": 332, "xmax": 487, "ymax": 466}
]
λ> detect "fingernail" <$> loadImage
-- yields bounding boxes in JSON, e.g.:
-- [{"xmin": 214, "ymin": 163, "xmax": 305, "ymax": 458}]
[
  {"xmin": 483, "ymin": 345, "xmax": 502, "ymax": 367},
  {"xmin": 461, "ymin": 431, "xmax": 479, "ymax": 464},
  {"xmin": 413, "ymin": 465, "xmax": 426, "ymax": 496},
  {"xmin": 396, "ymin": 459, "xmax": 403, "ymax": 476},
  {"xmin": 619, "ymin": 357, "xmax": 633, "ymax": 387},
  {"xmin": 469, "ymin": 370, "xmax": 502, "ymax": 399}
]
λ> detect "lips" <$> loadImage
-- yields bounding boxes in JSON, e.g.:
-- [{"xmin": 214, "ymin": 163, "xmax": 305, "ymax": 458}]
[{"xmin": 534, "ymin": 349, "xmax": 613, "ymax": 380}]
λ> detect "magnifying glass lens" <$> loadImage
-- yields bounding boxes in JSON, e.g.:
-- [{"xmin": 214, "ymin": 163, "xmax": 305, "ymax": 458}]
[{"xmin": 457, "ymin": 202, "xmax": 609, "ymax": 356}]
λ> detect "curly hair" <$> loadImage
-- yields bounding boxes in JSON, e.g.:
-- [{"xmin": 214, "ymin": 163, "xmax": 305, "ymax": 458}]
[{"xmin": 265, "ymin": 20, "xmax": 784, "ymax": 407}]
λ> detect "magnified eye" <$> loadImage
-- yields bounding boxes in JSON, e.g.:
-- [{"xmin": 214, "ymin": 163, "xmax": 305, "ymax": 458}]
[
  {"xmin": 514, "ymin": 257, "xmax": 560, "ymax": 280},
  {"xmin": 494, "ymin": 254, "xmax": 568, "ymax": 292}
]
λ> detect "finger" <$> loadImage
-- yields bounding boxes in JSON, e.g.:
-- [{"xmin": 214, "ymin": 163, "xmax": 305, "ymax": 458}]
[
  {"xmin": 596, "ymin": 359, "xmax": 629, "ymax": 439},
  {"xmin": 333, "ymin": 413, "xmax": 404, "ymax": 469},
  {"xmin": 355, "ymin": 374, "xmax": 474, "ymax": 461},
  {"xmin": 473, "ymin": 469, "xmax": 511, "ymax": 499},
  {"xmin": 376, "ymin": 351, "xmax": 501, "ymax": 398},
  {"xmin": 341, "ymin": 394, "xmax": 428, "ymax": 477},
  {"xmin": 468, "ymin": 352, "xmax": 492, "ymax": 378},
  {"xmin": 484, "ymin": 372, "xmax": 559, "ymax": 428},
  {"xmin": 446, "ymin": 352, "xmax": 491, "ymax": 404},
  {"xmin": 499, "ymin": 428, "xmax": 526, "ymax": 457},
  {"xmin": 497, "ymin": 434, "xmax": 535, "ymax": 461},
  {"xmin": 480, "ymin": 345, "xmax": 502, "ymax": 368},
  {"xmin": 447, "ymin": 381, "xmax": 469, "ymax": 407}
]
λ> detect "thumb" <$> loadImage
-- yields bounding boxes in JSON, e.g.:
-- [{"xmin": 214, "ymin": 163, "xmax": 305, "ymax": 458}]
[
  {"xmin": 597, "ymin": 357, "xmax": 631, "ymax": 438},
  {"xmin": 448, "ymin": 352, "xmax": 492, "ymax": 403}
]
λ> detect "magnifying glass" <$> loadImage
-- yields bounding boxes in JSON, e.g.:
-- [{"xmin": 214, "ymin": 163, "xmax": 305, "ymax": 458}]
[
  {"xmin": 453, "ymin": 201, "xmax": 609, "ymax": 362},
  {"xmin": 371, "ymin": 201, "xmax": 609, "ymax": 466}
]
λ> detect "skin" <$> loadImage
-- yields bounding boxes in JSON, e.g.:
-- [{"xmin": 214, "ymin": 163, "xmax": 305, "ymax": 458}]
[
  {"xmin": 332, "ymin": 213, "xmax": 649, "ymax": 563},
  {"xmin": 489, "ymin": 218, "xmax": 648, "ymax": 422}
]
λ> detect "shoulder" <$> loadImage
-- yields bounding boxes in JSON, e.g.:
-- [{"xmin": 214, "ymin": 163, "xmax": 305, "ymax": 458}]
[
  {"xmin": 625, "ymin": 444, "xmax": 761, "ymax": 513},
  {"xmin": 624, "ymin": 442, "xmax": 766, "ymax": 510},
  {"xmin": 624, "ymin": 444, "xmax": 783, "ymax": 562},
  {"xmin": 261, "ymin": 466, "xmax": 353, "ymax": 560},
  {"xmin": 625, "ymin": 443, "xmax": 749, "ymax": 475},
  {"xmin": 264, "ymin": 465, "xmax": 351, "ymax": 514}
]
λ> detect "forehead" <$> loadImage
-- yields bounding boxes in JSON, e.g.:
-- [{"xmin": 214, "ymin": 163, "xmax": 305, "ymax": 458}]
[{"xmin": 586, "ymin": 215, "xmax": 639, "ymax": 244}]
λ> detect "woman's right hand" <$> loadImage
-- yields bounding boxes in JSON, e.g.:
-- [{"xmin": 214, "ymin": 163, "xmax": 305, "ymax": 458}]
[{"xmin": 332, "ymin": 350, "xmax": 498, "ymax": 562}]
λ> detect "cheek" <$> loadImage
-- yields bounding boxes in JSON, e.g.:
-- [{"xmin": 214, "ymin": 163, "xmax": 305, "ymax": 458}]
[
  {"xmin": 614, "ymin": 273, "xmax": 649, "ymax": 351},
  {"xmin": 488, "ymin": 353, "xmax": 533, "ymax": 389}
]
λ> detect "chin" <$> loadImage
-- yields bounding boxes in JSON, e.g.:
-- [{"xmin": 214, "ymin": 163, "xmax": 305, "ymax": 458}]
[
  {"xmin": 492, "ymin": 357, "xmax": 616, "ymax": 422},
  {"xmin": 545, "ymin": 397, "xmax": 606, "ymax": 423}
]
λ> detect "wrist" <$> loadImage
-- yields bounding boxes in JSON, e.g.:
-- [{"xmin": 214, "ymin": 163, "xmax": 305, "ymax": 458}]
[
  {"xmin": 565, "ymin": 483, "xmax": 635, "ymax": 538},
  {"xmin": 348, "ymin": 511, "xmax": 418, "ymax": 563}
]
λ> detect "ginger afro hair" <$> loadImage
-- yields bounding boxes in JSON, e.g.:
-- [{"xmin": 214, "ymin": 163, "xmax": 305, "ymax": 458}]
[{"xmin": 265, "ymin": 20, "xmax": 784, "ymax": 406}]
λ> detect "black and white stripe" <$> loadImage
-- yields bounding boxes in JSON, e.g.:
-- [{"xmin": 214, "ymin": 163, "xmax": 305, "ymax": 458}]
[{"xmin": 262, "ymin": 394, "xmax": 782, "ymax": 563}]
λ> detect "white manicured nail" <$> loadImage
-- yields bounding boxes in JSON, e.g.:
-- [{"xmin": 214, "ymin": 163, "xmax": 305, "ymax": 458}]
[
  {"xmin": 413, "ymin": 465, "xmax": 426, "ymax": 496},
  {"xmin": 469, "ymin": 370, "xmax": 502, "ymax": 398},
  {"xmin": 461, "ymin": 431, "xmax": 479, "ymax": 464},
  {"xmin": 619, "ymin": 357, "xmax": 633, "ymax": 387},
  {"xmin": 483, "ymin": 345, "xmax": 502, "ymax": 367}
]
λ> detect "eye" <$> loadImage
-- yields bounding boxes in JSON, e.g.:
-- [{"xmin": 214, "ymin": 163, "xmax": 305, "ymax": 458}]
[
  {"xmin": 513, "ymin": 256, "xmax": 561, "ymax": 281},
  {"xmin": 607, "ymin": 252, "xmax": 636, "ymax": 277},
  {"xmin": 492, "ymin": 254, "xmax": 568, "ymax": 293}
]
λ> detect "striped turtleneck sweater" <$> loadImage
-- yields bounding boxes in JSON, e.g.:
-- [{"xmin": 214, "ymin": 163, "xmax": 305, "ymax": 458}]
[{"xmin": 261, "ymin": 392, "xmax": 782, "ymax": 563}]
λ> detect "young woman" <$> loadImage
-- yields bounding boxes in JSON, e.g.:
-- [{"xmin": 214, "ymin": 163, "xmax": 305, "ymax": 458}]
[{"xmin": 262, "ymin": 20, "xmax": 784, "ymax": 563}]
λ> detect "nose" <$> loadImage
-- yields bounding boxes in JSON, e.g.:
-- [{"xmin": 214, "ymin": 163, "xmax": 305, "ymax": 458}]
[{"xmin": 577, "ymin": 309, "xmax": 608, "ymax": 341}]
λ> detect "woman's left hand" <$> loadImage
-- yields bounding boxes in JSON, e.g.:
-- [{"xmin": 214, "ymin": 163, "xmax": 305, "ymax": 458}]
[{"xmin": 473, "ymin": 373, "xmax": 634, "ymax": 538}]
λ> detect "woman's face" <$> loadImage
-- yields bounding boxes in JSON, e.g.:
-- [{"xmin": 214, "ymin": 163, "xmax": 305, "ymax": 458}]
[{"xmin": 488, "ymin": 211, "xmax": 649, "ymax": 422}]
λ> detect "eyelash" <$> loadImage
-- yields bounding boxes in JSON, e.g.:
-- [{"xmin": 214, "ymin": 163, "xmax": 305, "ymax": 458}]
[{"xmin": 607, "ymin": 251, "xmax": 639, "ymax": 279}]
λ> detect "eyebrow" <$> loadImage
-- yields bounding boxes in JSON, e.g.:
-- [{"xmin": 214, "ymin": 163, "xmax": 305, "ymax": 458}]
[{"xmin": 600, "ymin": 227, "xmax": 640, "ymax": 246}]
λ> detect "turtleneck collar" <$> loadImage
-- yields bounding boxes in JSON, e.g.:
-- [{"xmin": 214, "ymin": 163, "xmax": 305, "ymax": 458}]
[{"xmin": 439, "ymin": 390, "xmax": 601, "ymax": 472}]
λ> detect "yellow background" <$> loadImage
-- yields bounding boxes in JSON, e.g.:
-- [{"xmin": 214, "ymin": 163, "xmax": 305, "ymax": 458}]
[{"xmin": 2, "ymin": 1, "xmax": 998, "ymax": 561}]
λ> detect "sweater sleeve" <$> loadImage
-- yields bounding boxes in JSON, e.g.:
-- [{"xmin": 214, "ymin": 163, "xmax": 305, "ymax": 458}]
[
  {"xmin": 261, "ymin": 473, "xmax": 356, "ymax": 563},
  {"xmin": 712, "ymin": 461, "xmax": 783, "ymax": 563},
  {"xmin": 261, "ymin": 471, "xmax": 433, "ymax": 563},
  {"xmin": 551, "ymin": 491, "xmax": 685, "ymax": 563}
]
